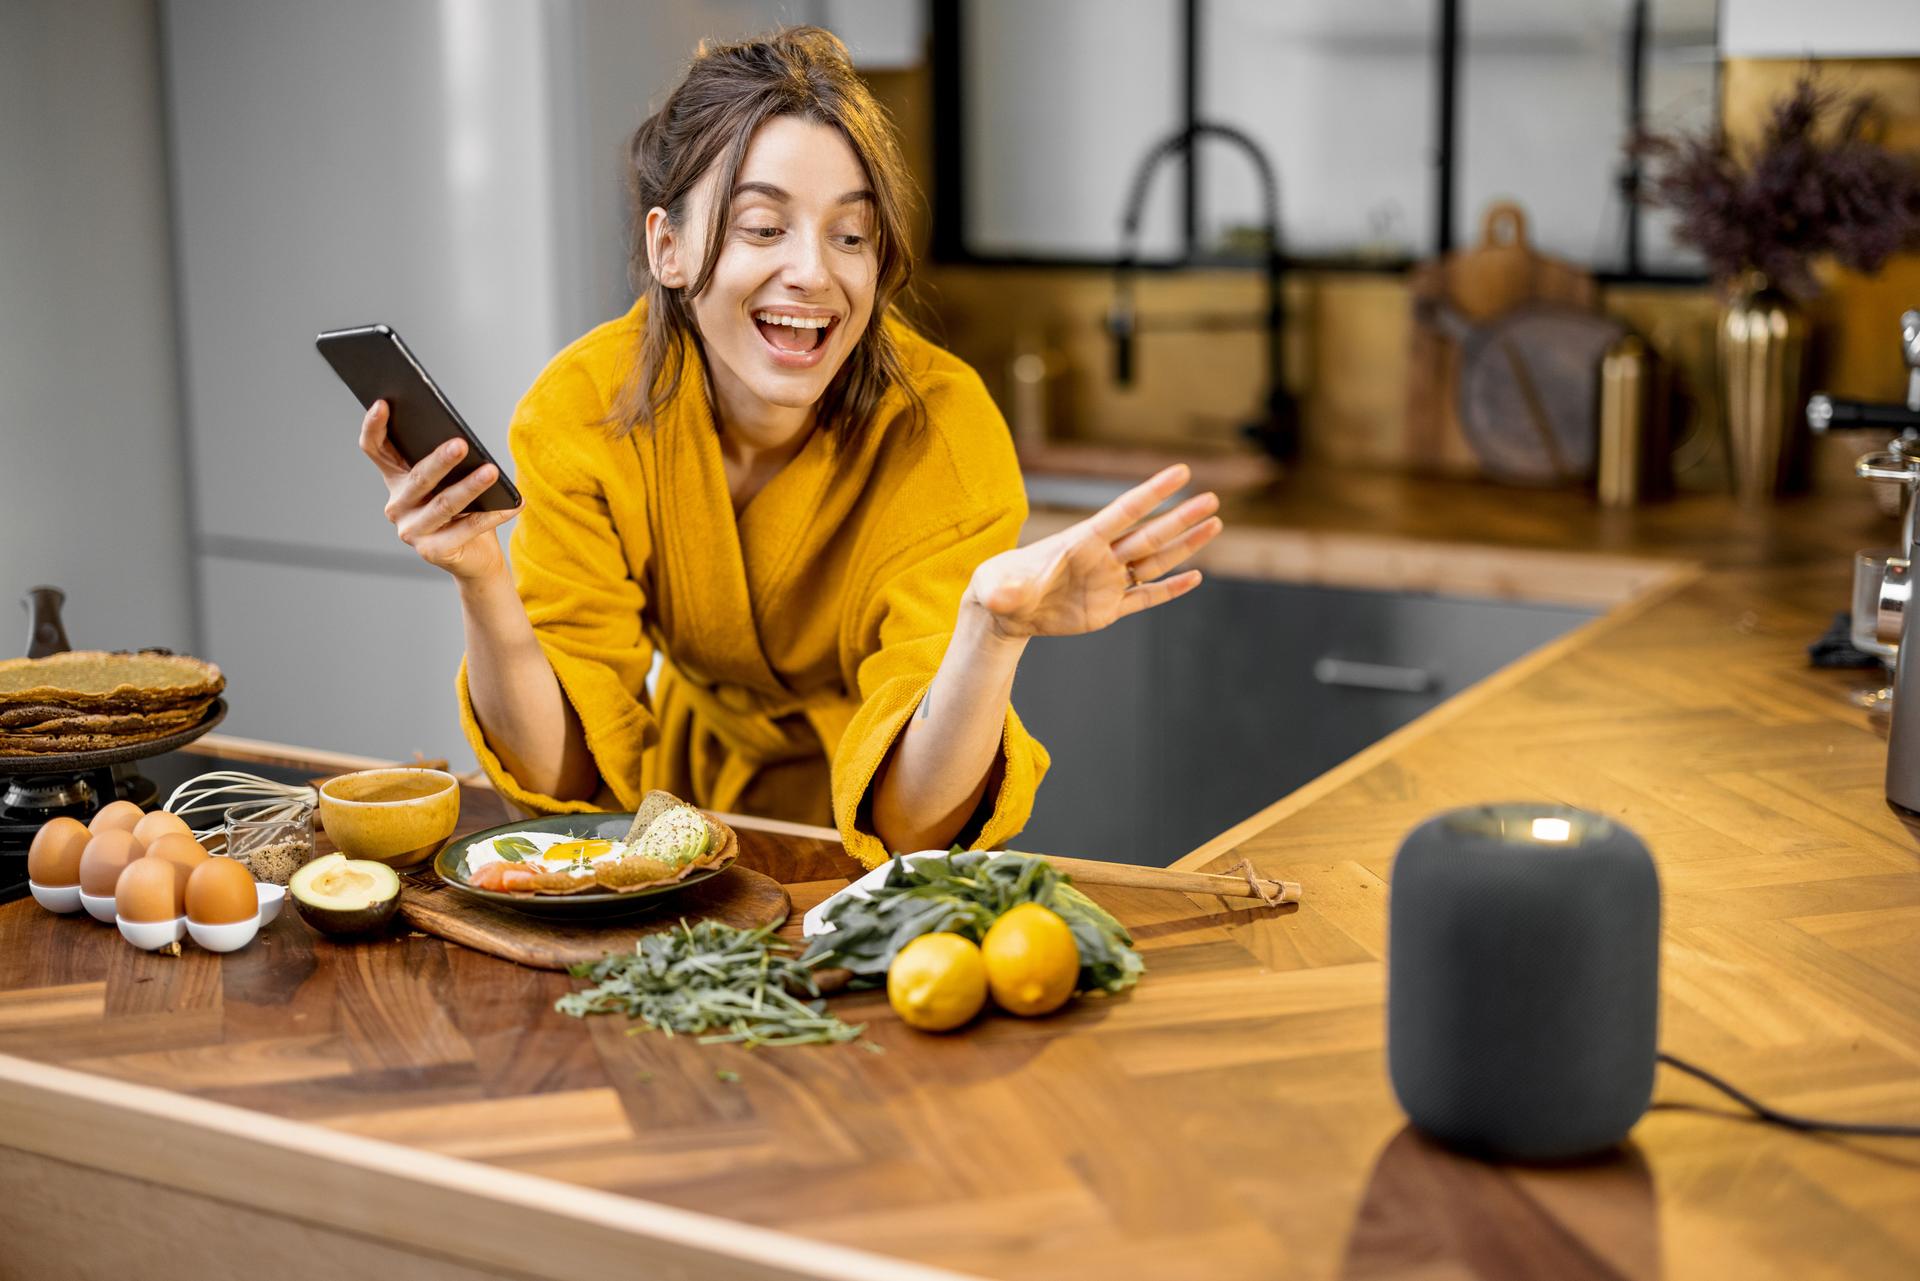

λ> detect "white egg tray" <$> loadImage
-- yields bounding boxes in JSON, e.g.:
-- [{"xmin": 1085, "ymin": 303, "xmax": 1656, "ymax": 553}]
[{"xmin": 31, "ymin": 880, "xmax": 284, "ymax": 953}]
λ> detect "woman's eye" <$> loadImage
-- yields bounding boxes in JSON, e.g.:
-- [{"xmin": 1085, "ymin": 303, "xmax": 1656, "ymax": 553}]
[
  {"xmin": 743, "ymin": 225, "xmax": 782, "ymax": 240},
  {"xmin": 837, "ymin": 234, "xmax": 867, "ymax": 249}
]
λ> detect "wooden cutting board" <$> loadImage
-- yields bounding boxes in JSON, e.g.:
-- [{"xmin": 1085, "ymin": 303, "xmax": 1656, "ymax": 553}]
[
  {"xmin": 397, "ymin": 865, "xmax": 790, "ymax": 971},
  {"xmin": 1407, "ymin": 201, "xmax": 1598, "ymax": 475}
]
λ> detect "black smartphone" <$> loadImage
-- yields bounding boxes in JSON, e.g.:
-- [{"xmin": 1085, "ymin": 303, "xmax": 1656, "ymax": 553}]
[{"xmin": 315, "ymin": 324, "xmax": 521, "ymax": 513}]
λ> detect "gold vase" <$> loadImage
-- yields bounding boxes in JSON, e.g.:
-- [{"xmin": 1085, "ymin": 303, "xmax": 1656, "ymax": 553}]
[{"xmin": 1717, "ymin": 273, "xmax": 1810, "ymax": 502}]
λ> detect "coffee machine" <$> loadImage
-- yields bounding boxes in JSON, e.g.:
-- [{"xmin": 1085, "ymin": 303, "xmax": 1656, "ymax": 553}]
[{"xmin": 1809, "ymin": 310, "xmax": 1920, "ymax": 816}]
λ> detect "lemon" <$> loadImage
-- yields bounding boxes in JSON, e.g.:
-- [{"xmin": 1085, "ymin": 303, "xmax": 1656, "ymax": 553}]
[
  {"xmin": 887, "ymin": 932, "xmax": 988, "ymax": 1032},
  {"xmin": 981, "ymin": 903, "xmax": 1080, "ymax": 1017}
]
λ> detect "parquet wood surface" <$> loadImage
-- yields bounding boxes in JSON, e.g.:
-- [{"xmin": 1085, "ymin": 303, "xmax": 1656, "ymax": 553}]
[{"xmin": 4, "ymin": 470, "xmax": 1919, "ymax": 1279}]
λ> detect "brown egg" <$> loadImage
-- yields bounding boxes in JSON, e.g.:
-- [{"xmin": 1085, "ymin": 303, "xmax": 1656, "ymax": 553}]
[
  {"xmin": 144, "ymin": 831, "xmax": 210, "ymax": 874},
  {"xmin": 28, "ymin": 817, "xmax": 90, "ymax": 887},
  {"xmin": 142, "ymin": 834, "xmax": 207, "ymax": 910},
  {"xmin": 115, "ymin": 856, "xmax": 184, "ymax": 923},
  {"xmin": 89, "ymin": 800, "xmax": 146, "ymax": 838},
  {"xmin": 79, "ymin": 829, "xmax": 143, "ymax": 897},
  {"xmin": 132, "ymin": 809, "xmax": 192, "ymax": 849},
  {"xmin": 186, "ymin": 856, "xmax": 257, "ymax": 925}
]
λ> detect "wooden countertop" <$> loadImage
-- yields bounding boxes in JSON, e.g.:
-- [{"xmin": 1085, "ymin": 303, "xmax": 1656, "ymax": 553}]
[{"xmin": 4, "ymin": 471, "xmax": 1919, "ymax": 1280}]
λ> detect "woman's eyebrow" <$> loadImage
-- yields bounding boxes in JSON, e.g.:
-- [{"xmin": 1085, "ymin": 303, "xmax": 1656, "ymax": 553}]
[{"xmin": 731, "ymin": 181, "xmax": 874, "ymax": 206}]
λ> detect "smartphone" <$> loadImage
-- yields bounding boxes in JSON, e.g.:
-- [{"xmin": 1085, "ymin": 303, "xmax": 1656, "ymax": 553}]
[{"xmin": 315, "ymin": 324, "xmax": 521, "ymax": 513}]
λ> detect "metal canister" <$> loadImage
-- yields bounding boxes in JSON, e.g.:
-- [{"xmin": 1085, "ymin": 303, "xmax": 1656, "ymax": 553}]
[{"xmin": 1597, "ymin": 334, "xmax": 1671, "ymax": 507}]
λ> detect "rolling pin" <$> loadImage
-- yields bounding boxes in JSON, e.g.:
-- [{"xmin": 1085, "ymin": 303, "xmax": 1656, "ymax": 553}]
[{"xmin": 1021, "ymin": 853, "xmax": 1302, "ymax": 907}]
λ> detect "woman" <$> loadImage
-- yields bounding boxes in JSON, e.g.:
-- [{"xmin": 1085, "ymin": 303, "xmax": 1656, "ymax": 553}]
[{"xmin": 357, "ymin": 27, "xmax": 1221, "ymax": 867}]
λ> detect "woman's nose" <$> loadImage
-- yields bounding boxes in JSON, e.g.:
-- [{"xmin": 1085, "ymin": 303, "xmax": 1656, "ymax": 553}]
[{"xmin": 780, "ymin": 232, "xmax": 831, "ymax": 293}]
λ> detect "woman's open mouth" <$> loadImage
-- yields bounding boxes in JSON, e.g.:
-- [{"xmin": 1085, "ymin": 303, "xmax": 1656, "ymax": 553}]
[{"xmin": 752, "ymin": 310, "xmax": 836, "ymax": 368}]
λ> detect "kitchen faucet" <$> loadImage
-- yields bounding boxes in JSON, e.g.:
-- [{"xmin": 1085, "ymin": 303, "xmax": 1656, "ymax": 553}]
[{"xmin": 1107, "ymin": 121, "xmax": 1299, "ymax": 462}]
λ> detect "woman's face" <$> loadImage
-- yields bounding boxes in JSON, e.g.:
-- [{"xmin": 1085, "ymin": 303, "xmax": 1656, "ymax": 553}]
[{"xmin": 656, "ymin": 115, "xmax": 878, "ymax": 430}]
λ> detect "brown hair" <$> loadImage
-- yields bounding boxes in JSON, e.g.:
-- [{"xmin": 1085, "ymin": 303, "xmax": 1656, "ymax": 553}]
[{"xmin": 610, "ymin": 26, "xmax": 922, "ymax": 442}]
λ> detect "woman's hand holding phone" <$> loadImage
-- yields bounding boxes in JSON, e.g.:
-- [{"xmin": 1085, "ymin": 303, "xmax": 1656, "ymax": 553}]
[{"xmin": 358, "ymin": 400, "xmax": 519, "ymax": 583}]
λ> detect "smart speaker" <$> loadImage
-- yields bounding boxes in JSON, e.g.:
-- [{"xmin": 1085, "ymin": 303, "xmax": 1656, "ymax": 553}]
[{"xmin": 1386, "ymin": 803, "xmax": 1661, "ymax": 1161}]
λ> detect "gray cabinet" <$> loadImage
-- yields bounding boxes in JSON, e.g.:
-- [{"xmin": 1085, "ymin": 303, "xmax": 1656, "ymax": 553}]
[
  {"xmin": 1006, "ymin": 617, "xmax": 1157, "ymax": 860},
  {"xmin": 1009, "ymin": 579, "xmax": 1595, "ymax": 865}
]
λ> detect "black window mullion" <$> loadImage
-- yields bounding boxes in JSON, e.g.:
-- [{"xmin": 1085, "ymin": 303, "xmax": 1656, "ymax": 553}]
[
  {"xmin": 1434, "ymin": 0, "xmax": 1459, "ymax": 256},
  {"xmin": 1181, "ymin": 0, "xmax": 1200, "ymax": 260},
  {"xmin": 1622, "ymin": 0, "xmax": 1648, "ymax": 276},
  {"xmin": 929, "ymin": 0, "xmax": 965, "ymax": 263}
]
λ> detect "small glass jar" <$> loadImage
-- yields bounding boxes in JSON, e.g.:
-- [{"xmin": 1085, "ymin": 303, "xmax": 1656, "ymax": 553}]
[
  {"xmin": 223, "ymin": 803, "xmax": 315, "ymax": 887},
  {"xmin": 1853, "ymin": 550, "xmax": 1902, "ymax": 663}
]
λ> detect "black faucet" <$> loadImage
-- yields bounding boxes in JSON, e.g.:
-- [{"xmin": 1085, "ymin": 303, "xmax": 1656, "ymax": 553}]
[{"xmin": 1107, "ymin": 121, "xmax": 1298, "ymax": 462}]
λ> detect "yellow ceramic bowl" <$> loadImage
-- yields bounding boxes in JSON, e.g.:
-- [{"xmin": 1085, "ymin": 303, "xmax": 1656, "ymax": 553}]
[{"xmin": 317, "ymin": 768, "xmax": 460, "ymax": 869}]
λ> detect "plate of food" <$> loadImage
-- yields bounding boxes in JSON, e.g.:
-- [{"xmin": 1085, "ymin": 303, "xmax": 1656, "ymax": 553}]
[{"xmin": 434, "ymin": 790, "xmax": 738, "ymax": 919}]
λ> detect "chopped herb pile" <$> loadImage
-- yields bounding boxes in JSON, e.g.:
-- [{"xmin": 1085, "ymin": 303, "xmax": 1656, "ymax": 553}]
[
  {"xmin": 802, "ymin": 850, "xmax": 1145, "ymax": 995},
  {"xmin": 557, "ymin": 919, "xmax": 866, "ymax": 1048}
]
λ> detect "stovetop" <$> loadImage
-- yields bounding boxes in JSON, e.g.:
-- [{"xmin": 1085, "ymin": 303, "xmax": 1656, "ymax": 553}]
[
  {"xmin": 0, "ymin": 749, "xmax": 314, "ymax": 903},
  {"xmin": 1, "ymin": 765, "xmax": 156, "ymax": 900}
]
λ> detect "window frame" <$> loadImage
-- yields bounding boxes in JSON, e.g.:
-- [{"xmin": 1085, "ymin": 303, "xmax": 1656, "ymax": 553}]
[{"xmin": 927, "ymin": 0, "xmax": 1717, "ymax": 284}]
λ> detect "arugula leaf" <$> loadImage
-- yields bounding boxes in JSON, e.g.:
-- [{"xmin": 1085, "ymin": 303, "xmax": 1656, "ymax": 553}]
[{"xmin": 492, "ymin": 835, "xmax": 541, "ymax": 863}]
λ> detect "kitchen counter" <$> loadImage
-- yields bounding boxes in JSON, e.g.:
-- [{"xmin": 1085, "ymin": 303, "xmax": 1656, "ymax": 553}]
[{"xmin": 3, "ymin": 471, "xmax": 1918, "ymax": 1280}]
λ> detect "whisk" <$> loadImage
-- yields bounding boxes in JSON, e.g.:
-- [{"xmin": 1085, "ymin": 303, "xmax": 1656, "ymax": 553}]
[{"xmin": 164, "ymin": 770, "xmax": 317, "ymax": 844}]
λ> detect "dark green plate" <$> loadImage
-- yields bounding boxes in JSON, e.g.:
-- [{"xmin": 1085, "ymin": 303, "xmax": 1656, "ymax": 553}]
[{"xmin": 434, "ymin": 812, "xmax": 733, "ymax": 920}]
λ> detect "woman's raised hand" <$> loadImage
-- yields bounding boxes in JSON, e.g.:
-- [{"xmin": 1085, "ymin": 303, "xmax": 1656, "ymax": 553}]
[
  {"xmin": 966, "ymin": 464, "xmax": 1222, "ymax": 640},
  {"xmin": 357, "ymin": 400, "xmax": 519, "ymax": 582}
]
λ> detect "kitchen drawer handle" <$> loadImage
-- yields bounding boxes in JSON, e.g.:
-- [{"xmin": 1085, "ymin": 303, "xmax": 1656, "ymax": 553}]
[{"xmin": 1312, "ymin": 657, "xmax": 1437, "ymax": 694}]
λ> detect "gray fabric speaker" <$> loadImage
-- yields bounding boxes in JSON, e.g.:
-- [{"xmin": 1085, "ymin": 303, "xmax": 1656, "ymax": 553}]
[{"xmin": 1387, "ymin": 803, "xmax": 1660, "ymax": 1161}]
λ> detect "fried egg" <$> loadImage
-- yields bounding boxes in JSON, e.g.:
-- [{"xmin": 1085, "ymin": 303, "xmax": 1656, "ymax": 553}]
[{"xmin": 465, "ymin": 831, "xmax": 632, "ymax": 881}]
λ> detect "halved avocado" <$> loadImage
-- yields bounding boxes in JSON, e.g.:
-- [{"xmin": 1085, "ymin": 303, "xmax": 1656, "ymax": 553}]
[{"xmin": 291, "ymin": 853, "xmax": 401, "ymax": 936}]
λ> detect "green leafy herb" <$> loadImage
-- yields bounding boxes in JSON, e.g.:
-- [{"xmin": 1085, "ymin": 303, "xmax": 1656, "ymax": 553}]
[
  {"xmin": 715, "ymin": 1068, "xmax": 740, "ymax": 1083},
  {"xmin": 801, "ymin": 851, "xmax": 1145, "ymax": 995},
  {"xmin": 492, "ymin": 835, "xmax": 541, "ymax": 863},
  {"xmin": 557, "ymin": 919, "xmax": 866, "ymax": 1049}
]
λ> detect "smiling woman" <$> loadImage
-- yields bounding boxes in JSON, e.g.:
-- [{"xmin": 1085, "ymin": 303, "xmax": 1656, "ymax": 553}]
[{"xmin": 355, "ymin": 26, "xmax": 1224, "ymax": 866}]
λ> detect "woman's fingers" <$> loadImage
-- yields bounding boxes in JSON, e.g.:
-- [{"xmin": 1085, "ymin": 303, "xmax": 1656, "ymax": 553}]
[
  {"xmin": 1084, "ymin": 464, "xmax": 1190, "ymax": 541},
  {"xmin": 383, "ymin": 437, "xmax": 470, "ymax": 522},
  {"xmin": 1117, "ymin": 569, "xmax": 1203, "ymax": 617},
  {"xmin": 408, "ymin": 504, "xmax": 518, "ymax": 564},
  {"xmin": 1121, "ymin": 514, "xmax": 1223, "ymax": 583},
  {"xmin": 1109, "ymin": 489, "xmax": 1219, "ymax": 564},
  {"xmin": 394, "ymin": 459, "xmax": 499, "ymax": 544}
]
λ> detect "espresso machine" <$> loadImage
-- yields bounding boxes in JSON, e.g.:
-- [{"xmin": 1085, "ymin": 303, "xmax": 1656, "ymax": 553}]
[{"xmin": 1809, "ymin": 309, "xmax": 1920, "ymax": 816}]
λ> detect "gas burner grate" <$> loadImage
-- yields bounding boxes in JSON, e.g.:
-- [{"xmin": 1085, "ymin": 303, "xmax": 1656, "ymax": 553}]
[{"xmin": 0, "ymin": 763, "xmax": 159, "ymax": 900}]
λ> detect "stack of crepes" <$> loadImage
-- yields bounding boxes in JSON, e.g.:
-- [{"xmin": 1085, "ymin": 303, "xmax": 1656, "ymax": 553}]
[{"xmin": 0, "ymin": 650, "xmax": 225, "ymax": 756}]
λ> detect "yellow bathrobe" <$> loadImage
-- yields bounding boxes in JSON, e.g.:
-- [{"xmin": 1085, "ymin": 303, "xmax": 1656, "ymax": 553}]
[{"xmin": 456, "ymin": 300, "xmax": 1049, "ymax": 867}]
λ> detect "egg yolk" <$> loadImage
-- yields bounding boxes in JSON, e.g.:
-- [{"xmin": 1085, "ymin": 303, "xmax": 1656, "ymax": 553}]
[{"xmin": 541, "ymin": 839, "xmax": 611, "ymax": 863}]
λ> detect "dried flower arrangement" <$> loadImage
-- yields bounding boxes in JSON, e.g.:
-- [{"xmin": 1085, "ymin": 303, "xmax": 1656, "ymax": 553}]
[{"xmin": 1634, "ymin": 72, "xmax": 1920, "ymax": 295}]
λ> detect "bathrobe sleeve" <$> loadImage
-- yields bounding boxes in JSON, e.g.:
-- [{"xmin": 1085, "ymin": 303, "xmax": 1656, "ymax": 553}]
[
  {"xmin": 828, "ymin": 377, "xmax": 1052, "ymax": 869},
  {"xmin": 456, "ymin": 357, "xmax": 657, "ymax": 814}
]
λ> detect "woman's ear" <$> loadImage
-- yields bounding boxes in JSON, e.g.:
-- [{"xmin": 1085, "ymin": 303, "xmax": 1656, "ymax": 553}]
[{"xmin": 645, "ymin": 206, "xmax": 686, "ymax": 289}]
